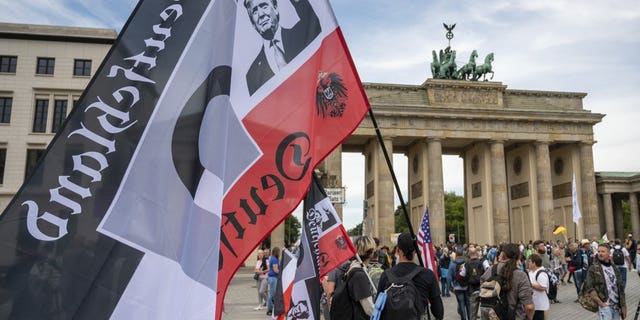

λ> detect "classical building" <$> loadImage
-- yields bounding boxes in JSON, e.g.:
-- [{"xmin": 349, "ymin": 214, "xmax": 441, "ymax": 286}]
[
  {"xmin": 1, "ymin": 23, "xmax": 636, "ymax": 249},
  {"xmin": 0, "ymin": 23, "xmax": 116, "ymax": 211},
  {"xmin": 596, "ymin": 172, "xmax": 640, "ymax": 240}
]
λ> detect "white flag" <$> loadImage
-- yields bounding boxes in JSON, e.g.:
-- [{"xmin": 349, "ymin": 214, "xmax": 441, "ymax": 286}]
[{"xmin": 572, "ymin": 174, "xmax": 582, "ymax": 224}]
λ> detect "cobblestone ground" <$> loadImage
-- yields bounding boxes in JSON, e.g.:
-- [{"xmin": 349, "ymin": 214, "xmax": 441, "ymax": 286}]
[{"xmin": 222, "ymin": 267, "xmax": 640, "ymax": 320}]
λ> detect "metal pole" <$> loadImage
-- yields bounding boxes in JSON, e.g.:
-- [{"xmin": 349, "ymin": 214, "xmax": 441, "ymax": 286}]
[{"xmin": 367, "ymin": 108, "xmax": 424, "ymax": 267}]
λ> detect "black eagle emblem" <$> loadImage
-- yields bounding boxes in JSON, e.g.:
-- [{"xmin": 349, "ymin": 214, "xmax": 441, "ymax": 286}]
[{"xmin": 315, "ymin": 72, "xmax": 348, "ymax": 118}]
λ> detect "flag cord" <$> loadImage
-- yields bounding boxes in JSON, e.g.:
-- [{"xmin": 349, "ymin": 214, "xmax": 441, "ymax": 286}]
[{"xmin": 367, "ymin": 109, "xmax": 424, "ymax": 268}]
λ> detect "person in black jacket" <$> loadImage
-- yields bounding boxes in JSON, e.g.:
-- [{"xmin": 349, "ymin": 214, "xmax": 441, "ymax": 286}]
[
  {"xmin": 377, "ymin": 233, "xmax": 444, "ymax": 320},
  {"xmin": 243, "ymin": 0, "xmax": 321, "ymax": 95}
]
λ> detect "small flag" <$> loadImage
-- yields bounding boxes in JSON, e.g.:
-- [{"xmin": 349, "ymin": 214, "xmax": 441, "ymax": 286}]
[
  {"xmin": 572, "ymin": 174, "xmax": 582, "ymax": 224},
  {"xmin": 600, "ymin": 233, "xmax": 609, "ymax": 244},
  {"xmin": 417, "ymin": 207, "xmax": 439, "ymax": 281},
  {"xmin": 274, "ymin": 174, "xmax": 356, "ymax": 319},
  {"xmin": 552, "ymin": 225, "xmax": 567, "ymax": 235},
  {"xmin": 273, "ymin": 249, "xmax": 297, "ymax": 319}
]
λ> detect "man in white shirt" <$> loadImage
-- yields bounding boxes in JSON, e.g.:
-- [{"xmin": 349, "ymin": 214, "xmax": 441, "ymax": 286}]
[
  {"xmin": 610, "ymin": 239, "xmax": 632, "ymax": 291},
  {"xmin": 527, "ymin": 254, "xmax": 549, "ymax": 320}
]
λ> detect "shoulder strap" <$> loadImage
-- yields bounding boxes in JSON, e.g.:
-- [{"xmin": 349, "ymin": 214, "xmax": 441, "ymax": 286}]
[
  {"xmin": 535, "ymin": 269, "xmax": 544, "ymax": 281},
  {"xmin": 385, "ymin": 266, "xmax": 422, "ymax": 284},
  {"xmin": 491, "ymin": 264, "xmax": 498, "ymax": 277}
]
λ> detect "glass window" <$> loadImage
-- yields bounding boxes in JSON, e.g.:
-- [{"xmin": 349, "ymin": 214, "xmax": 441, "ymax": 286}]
[
  {"xmin": 73, "ymin": 59, "xmax": 92, "ymax": 76},
  {"xmin": 36, "ymin": 57, "xmax": 55, "ymax": 75},
  {"xmin": 0, "ymin": 148, "xmax": 6, "ymax": 185},
  {"xmin": 33, "ymin": 99, "xmax": 48, "ymax": 132},
  {"xmin": 0, "ymin": 56, "xmax": 17, "ymax": 73},
  {"xmin": 0, "ymin": 97, "xmax": 11, "ymax": 123},
  {"xmin": 25, "ymin": 149, "xmax": 46, "ymax": 181},
  {"xmin": 52, "ymin": 100, "xmax": 68, "ymax": 133}
]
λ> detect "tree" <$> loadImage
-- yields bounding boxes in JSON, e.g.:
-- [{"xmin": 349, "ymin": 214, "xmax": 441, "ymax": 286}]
[
  {"xmin": 394, "ymin": 205, "xmax": 409, "ymax": 233},
  {"xmin": 348, "ymin": 222, "xmax": 362, "ymax": 236},
  {"xmin": 444, "ymin": 191, "xmax": 465, "ymax": 244},
  {"xmin": 284, "ymin": 215, "xmax": 301, "ymax": 247}
]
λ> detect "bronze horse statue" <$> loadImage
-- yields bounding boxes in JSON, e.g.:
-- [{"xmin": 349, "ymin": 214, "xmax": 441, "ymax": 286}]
[
  {"xmin": 456, "ymin": 50, "xmax": 477, "ymax": 80},
  {"xmin": 430, "ymin": 50, "xmax": 440, "ymax": 79},
  {"xmin": 472, "ymin": 52, "xmax": 494, "ymax": 81},
  {"xmin": 438, "ymin": 50, "xmax": 457, "ymax": 79}
]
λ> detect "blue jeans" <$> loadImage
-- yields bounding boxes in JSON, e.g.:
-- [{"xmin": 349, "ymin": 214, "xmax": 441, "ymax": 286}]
[
  {"xmin": 441, "ymin": 278, "xmax": 450, "ymax": 296},
  {"xmin": 266, "ymin": 276, "xmax": 278, "ymax": 312},
  {"xmin": 598, "ymin": 305, "xmax": 621, "ymax": 320},
  {"xmin": 618, "ymin": 268, "xmax": 627, "ymax": 291},
  {"xmin": 573, "ymin": 269, "xmax": 586, "ymax": 295},
  {"xmin": 454, "ymin": 290, "xmax": 470, "ymax": 320}
]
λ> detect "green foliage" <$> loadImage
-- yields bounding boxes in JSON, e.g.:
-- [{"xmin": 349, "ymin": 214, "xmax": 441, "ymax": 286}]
[
  {"xmin": 348, "ymin": 222, "xmax": 363, "ymax": 236},
  {"xmin": 394, "ymin": 205, "xmax": 409, "ymax": 233},
  {"xmin": 444, "ymin": 191, "xmax": 465, "ymax": 244},
  {"xmin": 622, "ymin": 200, "xmax": 631, "ymax": 235},
  {"xmin": 285, "ymin": 215, "xmax": 301, "ymax": 246}
]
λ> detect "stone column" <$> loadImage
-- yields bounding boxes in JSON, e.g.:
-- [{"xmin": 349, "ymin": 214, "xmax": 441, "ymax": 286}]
[
  {"xmin": 613, "ymin": 197, "xmax": 624, "ymax": 239},
  {"xmin": 271, "ymin": 221, "xmax": 286, "ymax": 251},
  {"xmin": 321, "ymin": 146, "xmax": 343, "ymax": 218},
  {"xmin": 535, "ymin": 141, "xmax": 554, "ymax": 240},
  {"xmin": 630, "ymin": 192, "xmax": 640, "ymax": 239},
  {"xmin": 364, "ymin": 137, "xmax": 395, "ymax": 246},
  {"xmin": 490, "ymin": 141, "xmax": 510, "ymax": 243},
  {"xmin": 427, "ymin": 138, "xmax": 445, "ymax": 245},
  {"xmin": 580, "ymin": 142, "xmax": 600, "ymax": 239},
  {"xmin": 603, "ymin": 193, "xmax": 615, "ymax": 238},
  {"xmin": 377, "ymin": 137, "xmax": 395, "ymax": 246}
]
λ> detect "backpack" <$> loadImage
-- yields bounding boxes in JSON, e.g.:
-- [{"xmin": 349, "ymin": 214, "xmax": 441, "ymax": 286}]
[
  {"xmin": 454, "ymin": 260, "xmax": 467, "ymax": 287},
  {"xmin": 465, "ymin": 259, "xmax": 485, "ymax": 288},
  {"xmin": 535, "ymin": 269, "xmax": 558, "ymax": 300},
  {"xmin": 479, "ymin": 265, "xmax": 514, "ymax": 320},
  {"xmin": 380, "ymin": 267, "xmax": 423, "ymax": 320},
  {"xmin": 368, "ymin": 263, "xmax": 384, "ymax": 291},
  {"xmin": 330, "ymin": 264, "xmax": 367, "ymax": 320},
  {"xmin": 612, "ymin": 247, "xmax": 625, "ymax": 266}
]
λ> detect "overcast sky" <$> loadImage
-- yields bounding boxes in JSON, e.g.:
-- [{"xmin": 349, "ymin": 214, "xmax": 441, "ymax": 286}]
[{"xmin": 1, "ymin": 0, "xmax": 638, "ymax": 230}]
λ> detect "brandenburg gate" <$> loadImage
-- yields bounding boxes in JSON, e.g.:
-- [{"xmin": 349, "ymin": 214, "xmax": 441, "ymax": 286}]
[{"xmin": 319, "ymin": 78, "xmax": 603, "ymax": 246}]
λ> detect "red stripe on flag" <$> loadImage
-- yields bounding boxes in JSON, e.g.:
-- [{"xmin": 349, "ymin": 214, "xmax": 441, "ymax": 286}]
[{"xmin": 216, "ymin": 28, "xmax": 369, "ymax": 317}]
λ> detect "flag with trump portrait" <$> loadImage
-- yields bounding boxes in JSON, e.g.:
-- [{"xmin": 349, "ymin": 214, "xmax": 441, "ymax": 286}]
[{"xmin": 0, "ymin": 0, "xmax": 369, "ymax": 319}]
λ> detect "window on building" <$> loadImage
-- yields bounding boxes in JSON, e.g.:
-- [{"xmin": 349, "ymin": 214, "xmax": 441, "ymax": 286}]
[
  {"xmin": 52, "ymin": 100, "xmax": 68, "ymax": 133},
  {"xmin": 36, "ymin": 57, "xmax": 55, "ymax": 75},
  {"xmin": 25, "ymin": 149, "xmax": 46, "ymax": 181},
  {"xmin": 0, "ymin": 97, "xmax": 11, "ymax": 123},
  {"xmin": 0, "ymin": 148, "xmax": 6, "ymax": 185},
  {"xmin": 33, "ymin": 99, "xmax": 48, "ymax": 132},
  {"xmin": 73, "ymin": 59, "xmax": 92, "ymax": 76},
  {"xmin": 0, "ymin": 56, "xmax": 17, "ymax": 73}
]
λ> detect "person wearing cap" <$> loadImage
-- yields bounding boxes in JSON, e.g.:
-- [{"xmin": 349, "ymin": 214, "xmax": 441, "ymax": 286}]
[{"xmin": 377, "ymin": 232, "xmax": 444, "ymax": 320}]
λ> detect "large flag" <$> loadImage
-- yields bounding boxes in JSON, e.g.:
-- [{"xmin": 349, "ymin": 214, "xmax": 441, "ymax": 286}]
[
  {"xmin": 0, "ymin": 0, "xmax": 369, "ymax": 319},
  {"xmin": 274, "ymin": 174, "xmax": 356, "ymax": 319},
  {"xmin": 572, "ymin": 174, "xmax": 582, "ymax": 224},
  {"xmin": 417, "ymin": 207, "xmax": 439, "ymax": 281}
]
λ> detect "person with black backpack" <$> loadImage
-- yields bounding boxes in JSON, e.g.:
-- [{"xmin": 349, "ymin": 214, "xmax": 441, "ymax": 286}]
[
  {"xmin": 479, "ymin": 243, "xmax": 534, "ymax": 320},
  {"xmin": 611, "ymin": 238, "xmax": 632, "ymax": 291},
  {"xmin": 376, "ymin": 232, "xmax": 444, "ymax": 320},
  {"xmin": 526, "ymin": 254, "xmax": 549, "ymax": 320},
  {"xmin": 460, "ymin": 247, "xmax": 488, "ymax": 320},
  {"xmin": 330, "ymin": 236, "xmax": 377, "ymax": 320}
]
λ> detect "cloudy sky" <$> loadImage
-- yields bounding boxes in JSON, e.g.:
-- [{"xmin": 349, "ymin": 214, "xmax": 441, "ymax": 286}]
[{"xmin": 1, "ymin": 0, "xmax": 638, "ymax": 230}]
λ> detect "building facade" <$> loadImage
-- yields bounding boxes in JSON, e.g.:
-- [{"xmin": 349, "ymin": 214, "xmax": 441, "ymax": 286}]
[{"xmin": 0, "ymin": 23, "xmax": 116, "ymax": 211}]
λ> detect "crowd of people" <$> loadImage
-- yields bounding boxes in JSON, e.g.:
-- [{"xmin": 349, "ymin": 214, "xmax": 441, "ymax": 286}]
[{"xmin": 251, "ymin": 233, "xmax": 639, "ymax": 320}]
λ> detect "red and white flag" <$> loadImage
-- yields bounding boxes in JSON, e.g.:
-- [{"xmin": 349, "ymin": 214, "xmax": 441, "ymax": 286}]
[
  {"xmin": 417, "ymin": 207, "xmax": 439, "ymax": 281},
  {"xmin": 274, "ymin": 174, "xmax": 356, "ymax": 319},
  {"xmin": 0, "ymin": 0, "xmax": 368, "ymax": 319}
]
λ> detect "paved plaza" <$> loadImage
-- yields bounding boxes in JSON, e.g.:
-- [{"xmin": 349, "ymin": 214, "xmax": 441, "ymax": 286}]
[{"xmin": 221, "ymin": 266, "xmax": 640, "ymax": 320}]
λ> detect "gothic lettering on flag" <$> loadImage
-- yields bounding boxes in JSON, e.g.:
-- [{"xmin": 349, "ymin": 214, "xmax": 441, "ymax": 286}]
[
  {"xmin": 275, "ymin": 175, "xmax": 356, "ymax": 319},
  {"xmin": 0, "ymin": 0, "xmax": 368, "ymax": 319}
]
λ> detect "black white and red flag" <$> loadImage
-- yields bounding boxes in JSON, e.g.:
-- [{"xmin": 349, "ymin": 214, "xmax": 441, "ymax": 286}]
[
  {"xmin": 0, "ymin": 0, "xmax": 369, "ymax": 319},
  {"xmin": 274, "ymin": 174, "xmax": 356, "ymax": 319}
]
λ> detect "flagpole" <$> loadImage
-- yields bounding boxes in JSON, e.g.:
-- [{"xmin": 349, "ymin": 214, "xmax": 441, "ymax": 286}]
[{"xmin": 367, "ymin": 109, "xmax": 424, "ymax": 267}]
